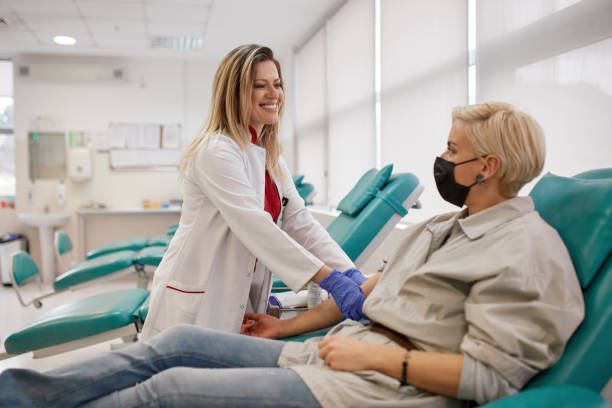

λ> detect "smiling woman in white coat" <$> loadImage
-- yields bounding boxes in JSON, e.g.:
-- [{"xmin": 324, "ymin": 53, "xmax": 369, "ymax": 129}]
[{"xmin": 141, "ymin": 45, "xmax": 361, "ymax": 339}]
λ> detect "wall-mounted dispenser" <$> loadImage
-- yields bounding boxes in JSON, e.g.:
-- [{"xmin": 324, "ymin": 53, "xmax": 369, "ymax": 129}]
[{"xmin": 68, "ymin": 147, "xmax": 92, "ymax": 182}]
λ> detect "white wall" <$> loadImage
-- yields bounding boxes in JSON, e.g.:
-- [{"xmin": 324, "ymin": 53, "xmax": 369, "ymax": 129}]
[{"xmin": 9, "ymin": 55, "xmax": 218, "ymax": 268}]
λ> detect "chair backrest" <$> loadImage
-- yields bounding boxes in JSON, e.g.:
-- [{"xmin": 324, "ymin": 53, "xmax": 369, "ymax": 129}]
[
  {"xmin": 54, "ymin": 230, "xmax": 74, "ymax": 273},
  {"xmin": 526, "ymin": 170, "xmax": 612, "ymax": 392},
  {"xmin": 55, "ymin": 231, "xmax": 73, "ymax": 256},
  {"xmin": 328, "ymin": 169, "xmax": 422, "ymax": 267},
  {"xmin": 11, "ymin": 251, "xmax": 39, "ymax": 287},
  {"xmin": 296, "ymin": 183, "xmax": 315, "ymax": 205}
]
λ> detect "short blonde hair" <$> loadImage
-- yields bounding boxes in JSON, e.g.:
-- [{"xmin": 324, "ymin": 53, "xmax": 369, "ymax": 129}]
[
  {"xmin": 180, "ymin": 44, "xmax": 284, "ymax": 179},
  {"xmin": 452, "ymin": 102, "xmax": 545, "ymax": 197}
]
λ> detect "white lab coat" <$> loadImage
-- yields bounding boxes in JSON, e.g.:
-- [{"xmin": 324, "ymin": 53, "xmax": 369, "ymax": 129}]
[{"xmin": 141, "ymin": 131, "xmax": 353, "ymax": 339}]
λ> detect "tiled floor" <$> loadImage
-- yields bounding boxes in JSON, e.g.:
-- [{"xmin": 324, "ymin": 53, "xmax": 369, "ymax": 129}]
[{"xmin": 0, "ymin": 273, "xmax": 140, "ymax": 373}]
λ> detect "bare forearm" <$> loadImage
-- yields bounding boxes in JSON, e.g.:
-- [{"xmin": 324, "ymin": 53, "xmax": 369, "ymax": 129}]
[
  {"xmin": 371, "ymin": 346, "xmax": 463, "ymax": 397},
  {"xmin": 280, "ymin": 272, "xmax": 382, "ymax": 337}
]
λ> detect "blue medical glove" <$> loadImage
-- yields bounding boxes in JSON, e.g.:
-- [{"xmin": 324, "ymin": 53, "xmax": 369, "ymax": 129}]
[
  {"xmin": 319, "ymin": 270, "xmax": 365, "ymax": 321},
  {"xmin": 343, "ymin": 268, "xmax": 367, "ymax": 286}
]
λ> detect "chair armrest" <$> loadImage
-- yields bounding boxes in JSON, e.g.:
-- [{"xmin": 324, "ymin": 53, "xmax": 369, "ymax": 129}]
[{"xmin": 479, "ymin": 384, "xmax": 610, "ymax": 408}]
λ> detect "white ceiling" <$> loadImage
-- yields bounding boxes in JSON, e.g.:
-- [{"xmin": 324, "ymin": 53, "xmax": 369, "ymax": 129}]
[{"xmin": 0, "ymin": 0, "xmax": 344, "ymax": 62}]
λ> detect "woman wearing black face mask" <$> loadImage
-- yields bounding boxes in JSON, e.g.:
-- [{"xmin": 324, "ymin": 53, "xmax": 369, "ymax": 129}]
[{"xmin": 0, "ymin": 103, "xmax": 584, "ymax": 408}]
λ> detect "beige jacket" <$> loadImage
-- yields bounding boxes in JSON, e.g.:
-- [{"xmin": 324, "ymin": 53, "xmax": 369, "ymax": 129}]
[{"xmin": 278, "ymin": 196, "xmax": 584, "ymax": 408}]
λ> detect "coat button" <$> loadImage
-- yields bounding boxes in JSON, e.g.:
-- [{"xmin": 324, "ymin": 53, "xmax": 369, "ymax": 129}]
[{"xmin": 240, "ymin": 304, "xmax": 245, "ymax": 310}]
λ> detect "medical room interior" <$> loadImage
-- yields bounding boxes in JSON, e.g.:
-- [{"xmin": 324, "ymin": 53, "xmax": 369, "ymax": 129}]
[{"xmin": 0, "ymin": 0, "xmax": 611, "ymax": 405}]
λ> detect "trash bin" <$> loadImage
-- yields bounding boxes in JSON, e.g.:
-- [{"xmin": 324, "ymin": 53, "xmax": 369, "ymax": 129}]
[{"xmin": 0, "ymin": 233, "xmax": 29, "ymax": 286}]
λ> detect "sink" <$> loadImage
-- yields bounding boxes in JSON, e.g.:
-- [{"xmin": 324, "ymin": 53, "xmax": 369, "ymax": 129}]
[
  {"xmin": 18, "ymin": 213, "xmax": 71, "ymax": 283},
  {"xmin": 18, "ymin": 213, "xmax": 71, "ymax": 227}
]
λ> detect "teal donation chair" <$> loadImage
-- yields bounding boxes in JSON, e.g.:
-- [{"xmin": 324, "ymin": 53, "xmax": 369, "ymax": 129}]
[
  {"xmin": 78, "ymin": 232, "xmax": 171, "ymax": 261},
  {"xmin": 292, "ymin": 174, "xmax": 316, "ymax": 206},
  {"xmin": 283, "ymin": 169, "xmax": 612, "ymax": 407},
  {"xmin": 272, "ymin": 164, "xmax": 423, "ymax": 295},
  {"xmin": 12, "ymin": 238, "xmax": 138, "ymax": 309},
  {"xmin": 479, "ymin": 169, "xmax": 612, "ymax": 406},
  {"xmin": 0, "ymin": 248, "xmax": 159, "ymax": 360}
]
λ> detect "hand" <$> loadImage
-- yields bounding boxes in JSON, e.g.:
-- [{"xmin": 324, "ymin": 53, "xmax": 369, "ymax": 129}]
[
  {"xmin": 319, "ymin": 270, "xmax": 366, "ymax": 321},
  {"xmin": 318, "ymin": 335, "xmax": 378, "ymax": 372},
  {"xmin": 241, "ymin": 313, "xmax": 284, "ymax": 339},
  {"xmin": 343, "ymin": 268, "xmax": 367, "ymax": 285}
]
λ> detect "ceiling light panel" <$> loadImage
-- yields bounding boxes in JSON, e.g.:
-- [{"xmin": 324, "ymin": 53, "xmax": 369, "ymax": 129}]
[
  {"xmin": 146, "ymin": 3, "xmax": 210, "ymax": 23},
  {"xmin": 39, "ymin": 32, "xmax": 92, "ymax": 46},
  {"xmin": 20, "ymin": 15, "xmax": 88, "ymax": 33},
  {"xmin": 4, "ymin": 0, "xmax": 80, "ymax": 17},
  {"xmin": 76, "ymin": 1, "xmax": 146, "ymax": 20}
]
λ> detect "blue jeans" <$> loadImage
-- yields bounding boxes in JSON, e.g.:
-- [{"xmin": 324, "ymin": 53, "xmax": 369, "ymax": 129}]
[{"xmin": 0, "ymin": 325, "xmax": 320, "ymax": 408}]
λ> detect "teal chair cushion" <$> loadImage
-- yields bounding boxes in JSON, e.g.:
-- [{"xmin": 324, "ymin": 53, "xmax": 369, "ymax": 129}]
[
  {"xmin": 56, "ymin": 231, "xmax": 73, "ymax": 256},
  {"xmin": 574, "ymin": 168, "xmax": 612, "ymax": 180},
  {"xmin": 328, "ymin": 173, "xmax": 419, "ymax": 262},
  {"xmin": 529, "ymin": 172, "xmax": 612, "ymax": 288},
  {"xmin": 336, "ymin": 164, "xmax": 393, "ymax": 216},
  {"xmin": 292, "ymin": 174, "xmax": 305, "ymax": 186},
  {"xmin": 134, "ymin": 296, "xmax": 149, "ymax": 323},
  {"xmin": 86, "ymin": 237, "xmax": 148, "ymax": 260},
  {"xmin": 53, "ymin": 250, "xmax": 136, "ymax": 291},
  {"xmin": 166, "ymin": 224, "xmax": 178, "ymax": 236},
  {"xmin": 147, "ymin": 235, "xmax": 171, "ymax": 247},
  {"xmin": 271, "ymin": 276, "xmax": 290, "ymax": 293},
  {"xmin": 480, "ymin": 384, "xmax": 610, "ymax": 408},
  {"xmin": 11, "ymin": 251, "xmax": 39, "ymax": 286},
  {"xmin": 296, "ymin": 183, "xmax": 315, "ymax": 205},
  {"xmin": 526, "ymin": 253, "xmax": 612, "ymax": 392},
  {"xmin": 4, "ymin": 289, "xmax": 149, "ymax": 354},
  {"xmin": 135, "ymin": 246, "xmax": 167, "ymax": 266}
]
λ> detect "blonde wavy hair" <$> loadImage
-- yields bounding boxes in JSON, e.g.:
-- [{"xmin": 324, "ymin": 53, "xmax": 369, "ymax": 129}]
[
  {"xmin": 180, "ymin": 44, "xmax": 284, "ymax": 179},
  {"xmin": 452, "ymin": 102, "xmax": 546, "ymax": 197}
]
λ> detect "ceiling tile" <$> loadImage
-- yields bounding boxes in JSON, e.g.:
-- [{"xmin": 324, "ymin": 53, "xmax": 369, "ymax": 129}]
[
  {"xmin": 77, "ymin": 1, "xmax": 146, "ymax": 20},
  {"xmin": 85, "ymin": 19, "xmax": 146, "ymax": 35},
  {"xmin": 21, "ymin": 15, "xmax": 87, "ymax": 33},
  {"xmin": 147, "ymin": 21, "xmax": 205, "ymax": 37},
  {"xmin": 0, "ymin": 13, "xmax": 27, "ymax": 30},
  {"xmin": 3, "ymin": 0, "xmax": 80, "ymax": 17},
  {"xmin": 93, "ymin": 34, "xmax": 148, "ymax": 47},
  {"xmin": 146, "ymin": 3, "xmax": 210, "ymax": 23},
  {"xmin": 0, "ymin": 30, "xmax": 38, "ymax": 45},
  {"xmin": 150, "ymin": 0, "xmax": 213, "ymax": 4}
]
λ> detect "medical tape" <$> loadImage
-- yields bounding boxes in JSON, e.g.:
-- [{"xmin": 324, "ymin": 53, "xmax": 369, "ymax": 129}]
[{"xmin": 375, "ymin": 191, "xmax": 408, "ymax": 217}]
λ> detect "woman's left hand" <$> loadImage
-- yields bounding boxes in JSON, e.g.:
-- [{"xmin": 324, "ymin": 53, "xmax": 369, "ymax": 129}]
[{"xmin": 317, "ymin": 335, "xmax": 379, "ymax": 372}]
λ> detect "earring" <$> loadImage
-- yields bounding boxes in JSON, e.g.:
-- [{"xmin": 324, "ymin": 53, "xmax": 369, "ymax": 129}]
[{"xmin": 475, "ymin": 174, "xmax": 485, "ymax": 184}]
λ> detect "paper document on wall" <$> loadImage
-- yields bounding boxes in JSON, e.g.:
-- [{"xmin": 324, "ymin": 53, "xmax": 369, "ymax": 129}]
[
  {"xmin": 162, "ymin": 124, "xmax": 181, "ymax": 149},
  {"xmin": 125, "ymin": 125, "xmax": 161, "ymax": 149},
  {"xmin": 109, "ymin": 124, "xmax": 127, "ymax": 149},
  {"xmin": 110, "ymin": 149, "xmax": 180, "ymax": 169}
]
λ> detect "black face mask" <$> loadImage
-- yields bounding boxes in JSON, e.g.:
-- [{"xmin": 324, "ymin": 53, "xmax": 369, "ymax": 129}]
[{"xmin": 434, "ymin": 156, "xmax": 483, "ymax": 207}]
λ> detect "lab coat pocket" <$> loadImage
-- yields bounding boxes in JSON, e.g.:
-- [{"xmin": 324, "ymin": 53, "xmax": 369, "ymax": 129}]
[{"xmin": 153, "ymin": 281, "xmax": 206, "ymax": 331}]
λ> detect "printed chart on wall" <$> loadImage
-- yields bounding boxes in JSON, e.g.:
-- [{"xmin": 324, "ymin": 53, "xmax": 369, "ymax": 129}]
[{"xmin": 106, "ymin": 123, "xmax": 182, "ymax": 170}]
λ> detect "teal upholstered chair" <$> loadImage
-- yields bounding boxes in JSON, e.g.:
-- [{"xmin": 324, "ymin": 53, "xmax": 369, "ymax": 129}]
[
  {"xmin": 0, "ymin": 251, "xmax": 152, "ymax": 360},
  {"xmin": 293, "ymin": 174, "xmax": 316, "ymax": 206},
  {"xmin": 480, "ymin": 169, "xmax": 612, "ymax": 407},
  {"xmin": 52, "ymin": 230, "xmax": 173, "ymax": 296},
  {"xmin": 272, "ymin": 165, "xmax": 423, "ymax": 310},
  {"xmin": 8, "ymin": 235, "xmax": 138, "ymax": 309}
]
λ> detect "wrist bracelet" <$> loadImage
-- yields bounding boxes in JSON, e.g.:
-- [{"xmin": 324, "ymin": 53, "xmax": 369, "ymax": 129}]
[{"xmin": 400, "ymin": 350, "xmax": 410, "ymax": 386}]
